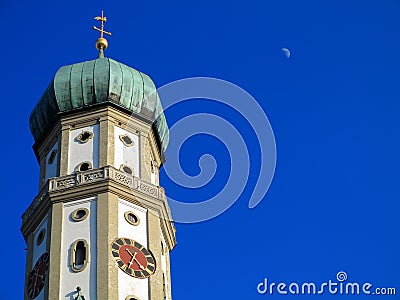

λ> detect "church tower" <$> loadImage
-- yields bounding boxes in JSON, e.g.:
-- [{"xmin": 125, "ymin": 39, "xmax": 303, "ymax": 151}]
[{"xmin": 21, "ymin": 12, "xmax": 176, "ymax": 300}]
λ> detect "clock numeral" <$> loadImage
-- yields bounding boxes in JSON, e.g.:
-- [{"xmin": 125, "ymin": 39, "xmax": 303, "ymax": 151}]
[{"xmin": 147, "ymin": 264, "xmax": 155, "ymax": 272}]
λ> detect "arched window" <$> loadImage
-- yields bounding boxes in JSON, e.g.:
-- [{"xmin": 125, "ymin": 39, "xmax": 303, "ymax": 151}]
[
  {"xmin": 75, "ymin": 161, "xmax": 93, "ymax": 172},
  {"xmin": 70, "ymin": 239, "xmax": 89, "ymax": 272}
]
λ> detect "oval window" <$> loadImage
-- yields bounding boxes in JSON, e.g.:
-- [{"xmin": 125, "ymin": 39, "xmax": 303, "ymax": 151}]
[
  {"xmin": 71, "ymin": 208, "xmax": 89, "ymax": 222},
  {"xmin": 36, "ymin": 229, "xmax": 46, "ymax": 246},
  {"xmin": 124, "ymin": 211, "xmax": 140, "ymax": 226},
  {"xmin": 120, "ymin": 164, "xmax": 133, "ymax": 175}
]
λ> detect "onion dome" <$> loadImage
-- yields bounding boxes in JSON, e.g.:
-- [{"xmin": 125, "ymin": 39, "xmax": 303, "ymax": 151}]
[{"xmin": 29, "ymin": 57, "xmax": 169, "ymax": 154}]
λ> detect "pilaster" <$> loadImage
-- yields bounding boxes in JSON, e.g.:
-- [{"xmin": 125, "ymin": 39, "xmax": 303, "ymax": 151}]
[
  {"xmin": 48, "ymin": 202, "xmax": 63, "ymax": 299},
  {"xmin": 97, "ymin": 192, "xmax": 119, "ymax": 300},
  {"xmin": 140, "ymin": 133, "xmax": 151, "ymax": 182},
  {"xmin": 147, "ymin": 210, "xmax": 163, "ymax": 299},
  {"xmin": 99, "ymin": 115, "xmax": 114, "ymax": 167},
  {"xmin": 59, "ymin": 125, "xmax": 70, "ymax": 176}
]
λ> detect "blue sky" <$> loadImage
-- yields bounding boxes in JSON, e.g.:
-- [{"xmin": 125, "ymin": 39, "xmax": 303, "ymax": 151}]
[{"xmin": 1, "ymin": 0, "xmax": 400, "ymax": 298}]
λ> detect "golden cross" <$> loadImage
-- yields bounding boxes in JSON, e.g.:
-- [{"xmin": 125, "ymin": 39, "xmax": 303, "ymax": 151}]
[{"xmin": 93, "ymin": 10, "xmax": 112, "ymax": 38}]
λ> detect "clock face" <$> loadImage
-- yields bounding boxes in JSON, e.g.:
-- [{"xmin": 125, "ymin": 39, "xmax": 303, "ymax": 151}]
[
  {"xmin": 27, "ymin": 252, "xmax": 49, "ymax": 299},
  {"xmin": 111, "ymin": 238, "xmax": 156, "ymax": 278}
]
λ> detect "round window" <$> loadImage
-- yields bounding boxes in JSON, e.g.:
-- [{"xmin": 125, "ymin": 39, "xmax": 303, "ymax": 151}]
[
  {"xmin": 36, "ymin": 229, "xmax": 46, "ymax": 246},
  {"xmin": 71, "ymin": 208, "xmax": 89, "ymax": 222},
  {"xmin": 124, "ymin": 211, "xmax": 140, "ymax": 226}
]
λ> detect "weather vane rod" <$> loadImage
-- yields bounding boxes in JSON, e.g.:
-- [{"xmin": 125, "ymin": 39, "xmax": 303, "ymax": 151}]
[{"xmin": 93, "ymin": 10, "xmax": 112, "ymax": 58}]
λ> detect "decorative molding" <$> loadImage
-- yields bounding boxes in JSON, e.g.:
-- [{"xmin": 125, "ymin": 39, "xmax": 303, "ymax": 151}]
[
  {"xmin": 118, "ymin": 199, "xmax": 147, "ymax": 214},
  {"xmin": 64, "ymin": 197, "xmax": 96, "ymax": 208},
  {"xmin": 22, "ymin": 166, "xmax": 165, "ymax": 225},
  {"xmin": 137, "ymin": 180, "xmax": 158, "ymax": 198}
]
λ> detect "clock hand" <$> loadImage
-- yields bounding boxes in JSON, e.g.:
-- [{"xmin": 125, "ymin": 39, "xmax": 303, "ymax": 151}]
[
  {"xmin": 125, "ymin": 248, "xmax": 145, "ymax": 270},
  {"xmin": 132, "ymin": 256, "xmax": 145, "ymax": 270},
  {"xmin": 125, "ymin": 248, "xmax": 136, "ymax": 268}
]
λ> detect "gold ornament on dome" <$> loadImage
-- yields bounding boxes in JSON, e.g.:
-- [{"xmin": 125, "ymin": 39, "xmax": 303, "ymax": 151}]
[{"xmin": 93, "ymin": 10, "xmax": 111, "ymax": 56}]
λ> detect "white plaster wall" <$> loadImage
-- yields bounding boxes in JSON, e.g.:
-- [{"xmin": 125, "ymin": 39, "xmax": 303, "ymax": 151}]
[
  {"xmin": 117, "ymin": 199, "xmax": 148, "ymax": 300},
  {"xmin": 61, "ymin": 197, "xmax": 97, "ymax": 299},
  {"xmin": 68, "ymin": 125, "xmax": 99, "ymax": 174},
  {"xmin": 45, "ymin": 142, "xmax": 59, "ymax": 181},
  {"xmin": 150, "ymin": 168, "xmax": 156, "ymax": 185},
  {"xmin": 114, "ymin": 126, "xmax": 139, "ymax": 177},
  {"xmin": 31, "ymin": 216, "xmax": 48, "ymax": 300}
]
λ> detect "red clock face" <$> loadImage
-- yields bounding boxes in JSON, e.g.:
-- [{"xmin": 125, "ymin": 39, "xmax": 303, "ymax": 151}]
[
  {"xmin": 27, "ymin": 252, "xmax": 49, "ymax": 299},
  {"xmin": 111, "ymin": 238, "xmax": 156, "ymax": 278}
]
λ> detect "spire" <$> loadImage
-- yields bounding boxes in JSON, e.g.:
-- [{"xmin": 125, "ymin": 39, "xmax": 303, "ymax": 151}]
[{"xmin": 93, "ymin": 10, "xmax": 112, "ymax": 58}]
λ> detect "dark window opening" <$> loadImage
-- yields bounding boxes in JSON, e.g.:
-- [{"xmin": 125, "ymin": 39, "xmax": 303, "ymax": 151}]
[
  {"xmin": 76, "ymin": 210, "xmax": 86, "ymax": 219},
  {"xmin": 48, "ymin": 150, "xmax": 57, "ymax": 164},
  {"xmin": 74, "ymin": 241, "xmax": 86, "ymax": 269},
  {"xmin": 79, "ymin": 163, "xmax": 90, "ymax": 171},
  {"xmin": 80, "ymin": 131, "xmax": 91, "ymax": 142},
  {"xmin": 127, "ymin": 213, "xmax": 138, "ymax": 223},
  {"xmin": 36, "ymin": 229, "xmax": 46, "ymax": 246},
  {"xmin": 123, "ymin": 165, "xmax": 132, "ymax": 174},
  {"xmin": 121, "ymin": 135, "xmax": 133, "ymax": 145}
]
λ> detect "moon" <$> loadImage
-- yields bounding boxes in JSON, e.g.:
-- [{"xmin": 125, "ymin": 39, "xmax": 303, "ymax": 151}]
[{"xmin": 281, "ymin": 47, "xmax": 291, "ymax": 58}]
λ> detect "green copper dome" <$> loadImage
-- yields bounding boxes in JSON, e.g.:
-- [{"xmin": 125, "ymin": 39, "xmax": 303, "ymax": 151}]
[{"xmin": 29, "ymin": 57, "xmax": 169, "ymax": 152}]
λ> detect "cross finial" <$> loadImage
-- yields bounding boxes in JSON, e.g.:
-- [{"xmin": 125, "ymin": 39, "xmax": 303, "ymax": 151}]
[{"xmin": 93, "ymin": 10, "xmax": 112, "ymax": 58}]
